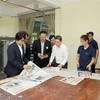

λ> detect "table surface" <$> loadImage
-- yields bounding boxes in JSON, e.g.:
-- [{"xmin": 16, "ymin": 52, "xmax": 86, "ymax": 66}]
[{"xmin": 0, "ymin": 76, "xmax": 100, "ymax": 100}]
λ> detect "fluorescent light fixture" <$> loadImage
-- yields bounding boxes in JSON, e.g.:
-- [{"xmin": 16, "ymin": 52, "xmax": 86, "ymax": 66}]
[{"xmin": 2, "ymin": 0, "xmax": 7, "ymax": 1}]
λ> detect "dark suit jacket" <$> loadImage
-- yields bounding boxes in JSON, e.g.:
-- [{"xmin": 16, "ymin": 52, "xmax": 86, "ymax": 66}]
[
  {"xmin": 4, "ymin": 42, "xmax": 28, "ymax": 77},
  {"xmin": 24, "ymin": 43, "xmax": 30, "ymax": 61},
  {"xmin": 32, "ymin": 39, "xmax": 52, "ymax": 67}
]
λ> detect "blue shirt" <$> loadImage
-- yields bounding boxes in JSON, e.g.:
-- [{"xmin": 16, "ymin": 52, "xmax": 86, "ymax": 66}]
[
  {"xmin": 89, "ymin": 39, "xmax": 99, "ymax": 53},
  {"xmin": 77, "ymin": 45, "xmax": 95, "ymax": 70}
]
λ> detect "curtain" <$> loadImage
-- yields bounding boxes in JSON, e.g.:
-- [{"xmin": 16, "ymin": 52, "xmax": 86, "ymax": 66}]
[
  {"xmin": 43, "ymin": 9, "xmax": 55, "ymax": 34},
  {"xmin": 19, "ymin": 12, "xmax": 36, "ymax": 44}
]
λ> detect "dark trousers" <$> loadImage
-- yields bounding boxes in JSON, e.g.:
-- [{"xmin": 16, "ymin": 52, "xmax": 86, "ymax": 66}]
[
  {"xmin": 39, "ymin": 59, "xmax": 49, "ymax": 68},
  {"xmin": 62, "ymin": 62, "xmax": 68, "ymax": 69},
  {"xmin": 91, "ymin": 64, "xmax": 95, "ymax": 73},
  {"xmin": 34, "ymin": 57, "xmax": 49, "ymax": 68},
  {"xmin": 51, "ymin": 59, "xmax": 68, "ymax": 69}
]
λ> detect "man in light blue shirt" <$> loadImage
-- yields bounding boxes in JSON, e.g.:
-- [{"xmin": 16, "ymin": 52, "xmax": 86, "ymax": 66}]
[
  {"xmin": 41, "ymin": 41, "xmax": 45, "ymax": 59},
  {"xmin": 32, "ymin": 31, "xmax": 52, "ymax": 68}
]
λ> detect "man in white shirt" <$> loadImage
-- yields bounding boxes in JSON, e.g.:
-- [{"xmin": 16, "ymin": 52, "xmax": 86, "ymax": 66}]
[{"xmin": 47, "ymin": 35, "xmax": 69, "ymax": 69}]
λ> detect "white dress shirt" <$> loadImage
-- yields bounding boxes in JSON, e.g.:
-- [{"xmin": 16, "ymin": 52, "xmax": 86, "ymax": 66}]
[
  {"xmin": 17, "ymin": 43, "xmax": 23, "ymax": 58},
  {"xmin": 23, "ymin": 43, "xmax": 26, "ymax": 54},
  {"xmin": 41, "ymin": 41, "xmax": 45, "ymax": 56},
  {"xmin": 49, "ymin": 43, "xmax": 69, "ymax": 66}
]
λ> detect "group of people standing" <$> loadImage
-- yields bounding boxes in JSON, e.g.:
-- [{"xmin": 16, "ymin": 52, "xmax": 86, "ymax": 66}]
[
  {"xmin": 4, "ymin": 31, "xmax": 99, "ymax": 77},
  {"xmin": 32, "ymin": 31, "xmax": 69, "ymax": 69}
]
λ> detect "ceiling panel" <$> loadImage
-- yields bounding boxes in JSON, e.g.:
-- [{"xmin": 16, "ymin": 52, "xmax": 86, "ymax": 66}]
[
  {"xmin": 8, "ymin": 0, "xmax": 37, "ymax": 6},
  {"xmin": 0, "ymin": 0, "xmax": 55, "ymax": 16}
]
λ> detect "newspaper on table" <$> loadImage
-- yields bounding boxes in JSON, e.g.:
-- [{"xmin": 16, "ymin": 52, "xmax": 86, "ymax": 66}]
[
  {"xmin": 42, "ymin": 67, "xmax": 84, "ymax": 85},
  {"xmin": 59, "ymin": 69, "xmax": 77, "ymax": 77},
  {"xmin": 0, "ymin": 78, "xmax": 40, "ymax": 95},
  {"xmin": 0, "ymin": 61, "xmax": 52, "ymax": 95},
  {"xmin": 59, "ymin": 69, "xmax": 92, "ymax": 78},
  {"xmin": 42, "ymin": 66, "xmax": 59, "ymax": 77},
  {"xmin": 0, "ymin": 77, "xmax": 15, "ymax": 85},
  {"xmin": 60, "ymin": 76, "xmax": 84, "ymax": 85},
  {"xmin": 90, "ymin": 73, "xmax": 100, "ymax": 80},
  {"xmin": 19, "ymin": 61, "xmax": 52, "ymax": 82},
  {"xmin": 0, "ymin": 63, "xmax": 99, "ymax": 95},
  {"xmin": 77, "ymin": 71, "xmax": 92, "ymax": 78}
]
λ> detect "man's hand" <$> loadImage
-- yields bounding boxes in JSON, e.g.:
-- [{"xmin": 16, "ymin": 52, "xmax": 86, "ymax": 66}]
[
  {"xmin": 58, "ymin": 64, "xmax": 63, "ymax": 70},
  {"xmin": 38, "ymin": 53, "xmax": 42, "ymax": 59},
  {"xmin": 76, "ymin": 62, "xmax": 80, "ymax": 67},
  {"xmin": 44, "ymin": 54, "xmax": 49, "ymax": 59},
  {"xmin": 86, "ymin": 64, "xmax": 91, "ymax": 71},
  {"xmin": 47, "ymin": 63, "xmax": 51, "ymax": 67},
  {"xmin": 23, "ymin": 65, "xmax": 30, "ymax": 70}
]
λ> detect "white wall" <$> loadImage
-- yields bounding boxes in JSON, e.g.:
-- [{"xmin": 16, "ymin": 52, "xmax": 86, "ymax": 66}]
[
  {"xmin": 55, "ymin": 9, "xmax": 61, "ymax": 35},
  {"xmin": 0, "ymin": 16, "xmax": 19, "ymax": 37},
  {"xmin": 55, "ymin": 0, "xmax": 100, "ymax": 69}
]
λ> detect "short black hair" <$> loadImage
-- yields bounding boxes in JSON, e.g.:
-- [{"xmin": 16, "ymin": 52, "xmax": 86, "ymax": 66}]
[
  {"xmin": 49, "ymin": 35, "xmax": 55, "ymax": 40},
  {"xmin": 15, "ymin": 31, "xmax": 26, "ymax": 40},
  {"xmin": 23, "ymin": 31, "xmax": 29, "ymax": 39},
  {"xmin": 80, "ymin": 35, "xmax": 89, "ymax": 42},
  {"xmin": 40, "ymin": 31, "xmax": 47, "ymax": 35},
  {"xmin": 23, "ymin": 32, "xmax": 29, "ymax": 37},
  {"xmin": 86, "ymin": 32, "xmax": 94, "ymax": 36},
  {"xmin": 55, "ymin": 35, "xmax": 62, "ymax": 41}
]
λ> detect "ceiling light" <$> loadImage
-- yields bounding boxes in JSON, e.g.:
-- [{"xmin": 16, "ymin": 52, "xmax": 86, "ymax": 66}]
[{"xmin": 2, "ymin": 0, "xmax": 7, "ymax": 1}]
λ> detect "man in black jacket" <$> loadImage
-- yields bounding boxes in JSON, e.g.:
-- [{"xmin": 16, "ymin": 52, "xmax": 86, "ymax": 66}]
[
  {"xmin": 32, "ymin": 31, "xmax": 52, "ymax": 68},
  {"xmin": 4, "ymin": 31, "xmax": 30, "ymax": 77},
  {"xmin": 23, "ymin": 32, "xmax": 30, "ymax": 61}
]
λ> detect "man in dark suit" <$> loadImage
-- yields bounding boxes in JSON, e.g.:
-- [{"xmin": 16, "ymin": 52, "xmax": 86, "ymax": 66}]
[
  {"xmin": 32, "ymin": 31, "xmax": 52, "ymax": 68},
  {"xmin": 23, "ymin": 32, "xmax": 30, "ymax": 61},
  {"xmin": 49, "ymin": 35, "xmax": 55, "ymax": 46},
  {"xmin": 4, "ymin": 31, "xmax": 30, "ymax": 77}
]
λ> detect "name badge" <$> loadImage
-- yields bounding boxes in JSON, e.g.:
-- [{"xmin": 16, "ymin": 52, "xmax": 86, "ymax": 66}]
[{"xmin": 46, "ymin": 46, "xmax": 48, "ymax": 49}]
